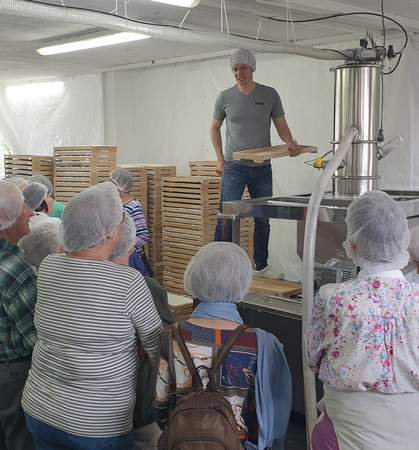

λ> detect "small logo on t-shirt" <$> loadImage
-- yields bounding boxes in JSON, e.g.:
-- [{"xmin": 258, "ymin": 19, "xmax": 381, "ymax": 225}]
[{"xmin": 255, "ymin": 101, "xmax": 265, "ymax": 106}]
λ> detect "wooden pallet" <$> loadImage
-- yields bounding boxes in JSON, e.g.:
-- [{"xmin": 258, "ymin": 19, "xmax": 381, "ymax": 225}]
[
  {"xmin": 162, "ymin": 176, "xmax": 220, "ymax": 295},
  {"xmin": 189, "ymin": 160, "xmax": 253, "ymax": 260},
  {"xmin": 233, "ymin": 144, "xmax": 317, "ymax": 163},
  {"xmin": 117, "ymin": 164, "xmax": 148, "ymax": 219},
  {"xmin": 140, "ymin": 165, "xmax": 177, "ymax": 283},
  {"xmin": 4, "ymin": 155, "xmax": 54, "ymax": 183},
  {"xmin": 167, "ymin": 292, "xmax": 193, "ymax": 321},
  {"xmin": 250, "ymin": 277, "xmax": 302, "ymax": 298},
  {"xmin": 53, "ymin": 146, "xmax": 117, "ymax": 203}
]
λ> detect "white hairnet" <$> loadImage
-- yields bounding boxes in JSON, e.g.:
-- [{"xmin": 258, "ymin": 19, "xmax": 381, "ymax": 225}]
[
  {"xmin": 344, "ymin": 190, "xmax": 410, "ymax": 271},
  {"xmin": 61, "ymin": 181, "xmax": 123, "ymax": 252},
  {"xmin": 110, "ymin": 213, "xmax": 136, "ymax": 260},
  {"xmin": 19, "ymin": 221, "xmax": 61, "ymax": 270},
  {"xmin": 110, "ymin": 167, "xmax": 134, "ymax": 193},
  {"xmin": 230, "ymin": 49, "xmax": 256, "ymax": 71},
  {"xmin": 7, "ymin": 177, "xmax": 28, "ymax": 188},
  {"xmin": 184, "ymin": 242, "xmax": 252, "ymax": 303},
  {"xmin": 0, "ymin": 181, "xmax": 24, "ymax": 230},
  {"xmin": 23, "ymin": 182, "xmax": 48, "ymax": 210},
  {"xmin": 29, "ymin": 175, "xmax": 53, "ymax": 196}
]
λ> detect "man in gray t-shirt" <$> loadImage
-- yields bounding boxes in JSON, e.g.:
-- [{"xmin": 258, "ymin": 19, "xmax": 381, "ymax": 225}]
[{"xmin": 210, "ymin": 49, "xmax": 301, "ymax": 278}]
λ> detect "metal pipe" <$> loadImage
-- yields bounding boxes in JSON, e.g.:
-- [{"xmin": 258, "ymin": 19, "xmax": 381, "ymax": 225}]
[
  {"xmin": 302, "ymin": 126, "xmax": 358, "ymax": 447},
  {"xmin": 0, "ymin": 0, "xmax": 346, "ymax": 61}
]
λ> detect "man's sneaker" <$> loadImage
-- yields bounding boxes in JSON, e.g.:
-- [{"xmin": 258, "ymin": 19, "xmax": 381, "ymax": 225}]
[{"xmin": 252, "ymin": 266, "xmax": 284, "ymax": 280}]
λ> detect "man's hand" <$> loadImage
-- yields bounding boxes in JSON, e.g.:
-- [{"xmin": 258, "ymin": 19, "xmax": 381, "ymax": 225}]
[
  {"xmin": 216, "ymin": 159, "xmax": 225, "ymax": 176},
  {"xmin": 287, "ymin": 141, "xmax": 302, "ymax": 157}
]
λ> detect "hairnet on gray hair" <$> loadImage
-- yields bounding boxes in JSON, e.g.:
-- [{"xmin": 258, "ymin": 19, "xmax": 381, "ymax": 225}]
[
  {"xmin": 0, "ymin": 181, "xmax": 24, "ymax": 230},
  {"xmin": 344, "ymin": 190, "xmax": 410, "ymax": 271},
  {"xmin": 19, "ymin": 220, "xmax": 61, "ymax": 270},
  {"xmin": 109, "ymin": 214, "xmax": 136, "ymax": 261},
  {"xmin": 110, "ymin": 167, "xmax": 134, "ymax": 193},
  {"xmin": 408, "ymin": 225, "xmax": 419, "ymax": 262},
  {"xmin": 29, "ymin": 175, "xmax": 54, "ymax": 197},
  {"xmin": 230, "ymin": 49, "xmax": 256, "ymax": 72},
  {"xmin": 6, "ymin": 177, "xmax": 28, "ymax": 187},
  {"xmin": 23, "ymin": 182, "xmax": 48, "ymax": 210},
  {"xmin": 184, "ymin": 242, "xmax": 252, "ymax": 303},
  {"xmin": 61, "ymin": 181, "xmax": 123, "ymax": 252}
]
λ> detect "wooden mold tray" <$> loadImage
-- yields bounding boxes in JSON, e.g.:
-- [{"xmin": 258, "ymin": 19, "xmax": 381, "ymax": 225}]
[
  {"xmin": 250, "ymin": 277, "xmax": 302, "ymax": 298},
  {"xmin": 233, "ymin": 144, "xmax": 317, "ymax": 163},
  {"xmin": 4, "ymin": 155, "xmax": 54, "ymax": 182},
  {"xmin": 53, "ymin": 146, "xmax": 117, "ymax": 202}
]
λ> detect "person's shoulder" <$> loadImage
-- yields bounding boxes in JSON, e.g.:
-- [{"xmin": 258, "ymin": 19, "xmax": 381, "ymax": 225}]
[
  {"xmin": 318, "ymin": 282, "xmax": 343, "ymax": 300},
  {"xmin": 256, "ymin": 83, "xmax": 279, "ymax": 95},
  {"xmin": 219, "ymin": 85, "xmax": 238, "ymax": 99}
]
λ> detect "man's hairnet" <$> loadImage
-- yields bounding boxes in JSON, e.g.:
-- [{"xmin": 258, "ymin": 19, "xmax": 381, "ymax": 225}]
[
  {"xmin": 110, "ymin": 213, "xmax": 136, "ymax": 261},
  {"xmin": 23, "ymin": 182, "xmax": 48, "ymax": 210},
  {"xmin": 29, "ymin": 175, "xmax": 53, "ymax": 196},
  {"xmin": 345, "ymin": 190, "xmax": 410, "ymax": 271},
  {"xmin": 110, "ymin": 168, "xmax": 134, "ymax": 193},
  {"xmin": 19, "ymin": 221, "xmax": 61, "ymax": 270},
  {"xmin": 0, "ymin": 181, "xmax": 24, "ymax": 230},
  {"xmin": 230, "ymin": 49, "xmax": 256, "ymax": 71},
  {"xmin": 184, "ymin": 242, "xmax": 252, "ymax": 303},
  {"xmin": 61, "ymin": 181, "xmax": 123, "ymax": 252}
]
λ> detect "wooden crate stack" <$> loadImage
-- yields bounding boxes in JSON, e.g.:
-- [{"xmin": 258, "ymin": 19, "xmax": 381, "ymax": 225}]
[
  {"xmin": 53, "ymin": 146, "xmax": 117, "ymax": 203},
  {"xmin": 189, "ymin": 160, "xmax": 254, "ymax": 260},
  {"xmin": 168, "ymin": 293, "xmax": 194, "ymax": 322},
  {"xmin": 162, "ymin": 176, "xmax": 220, "ymax": 295},
  {"xmin": 4, "ymin": 155, "xmax": 54, "ymax": 183},
  {"xmin": 142, "ymin": 165, "xmax": 177, "ymax": 283},
  {"xmin": 117, "ymin": 164, "xmax": 148, "ymax": 218}
]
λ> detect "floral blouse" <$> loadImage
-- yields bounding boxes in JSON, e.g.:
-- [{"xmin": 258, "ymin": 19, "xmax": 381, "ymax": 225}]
[{"xmin": 306, "ymin": 270, "xmax": 419, "ymax": 394}]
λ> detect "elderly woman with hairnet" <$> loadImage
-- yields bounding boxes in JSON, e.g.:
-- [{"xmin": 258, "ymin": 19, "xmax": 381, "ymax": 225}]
[
  {"xmin": 21, "ymin": 182, "xmax": 162, "ymax": 450},
  {"xmin": 154, "ymin": 242, "xmax": 292, "ymax": 450},
  {"xmin": 307, "ymin": 191, "xmax": 419, "ymax": 450}
]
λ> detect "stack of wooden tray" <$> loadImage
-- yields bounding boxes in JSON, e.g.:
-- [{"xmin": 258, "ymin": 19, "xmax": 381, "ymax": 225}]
[
  {"xmin": 188, "ymin": 160, "xmax": 253, "ymax": 260},
  {"xmin": 141, "ymin": 165, "xmax": 177, "ymax": 283},
  {"xmin": 167, "ymin": 292, "xmax": 194, "ymax": 322},
  {"xmin": 4, "ymin": 154, "xmax": 54, "ymax": 183},
  {"xmin": 117, "ymin": 164, "xmax": 148, "ymax": 218},
  {"xmin": 162, "ymin": 176, "xmax": 220, "ymax": 295},
  {"xmin": 53, "ymin": 146, "xmax": 117, "ymax": 203}
]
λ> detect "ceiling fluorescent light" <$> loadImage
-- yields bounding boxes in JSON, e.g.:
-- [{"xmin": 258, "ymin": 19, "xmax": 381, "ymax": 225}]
[
  {"xmin": 37, "ymin": 32, "xmax": 150, "ymax": 56},
  {"xmin": 149, "ymin": 0, "xmax": 200, "ymax": 7}
]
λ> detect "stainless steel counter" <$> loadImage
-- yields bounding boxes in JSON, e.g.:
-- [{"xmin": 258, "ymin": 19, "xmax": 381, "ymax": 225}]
[{"xmin": 241, "ymin": 293, "xmax": 302, "ymax": 319}]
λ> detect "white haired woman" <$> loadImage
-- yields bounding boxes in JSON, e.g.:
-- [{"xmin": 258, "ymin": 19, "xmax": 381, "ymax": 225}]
[
  {"xmin": 155, "ymin": 242, "xmax": 292, "ymax": 449},
  {"xmin": 307, "ymin": 191, "xmax": 419, "ymax": 450},
  {"xmin": 22, "ymin": 182, "xmax": 162, "ymax": 450}
]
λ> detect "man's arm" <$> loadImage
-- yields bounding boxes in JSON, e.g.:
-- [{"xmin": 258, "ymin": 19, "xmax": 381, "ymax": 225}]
[
  {"xmin": 272, "ymin": 116, "xmax": 301, "ymax": 157},
  {"xmin": 210, "ymin": 118, "xmax": 224, "ymax": 176}
]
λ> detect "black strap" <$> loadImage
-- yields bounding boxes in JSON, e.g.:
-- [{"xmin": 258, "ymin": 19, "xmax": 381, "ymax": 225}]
[{"xmin": 172, "ymin": 323, "xmax": 247, "ymax": 391}]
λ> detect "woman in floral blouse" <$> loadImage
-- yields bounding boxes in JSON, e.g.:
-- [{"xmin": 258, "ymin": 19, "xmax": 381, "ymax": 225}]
[{"xmin": 306, "ymin": 190, "xmax": 419, "ymax": 450}]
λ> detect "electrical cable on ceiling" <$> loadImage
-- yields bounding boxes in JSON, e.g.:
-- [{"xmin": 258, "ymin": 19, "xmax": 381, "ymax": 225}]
[
  {"xmin": 222, "ymin": 0, "xmax": 230, "ymax": 36},
  {"xmin": 123, "ymin": 0, "xmax": 131, "ymax": 20},
  {"xmin": 285, "ymin": 0, "xmax": 297, "ymax": 48},
  {"xmin": 179, "ymin": 9, "xmax": 191, "ymax": 28},
  {"xmin": 256, "ymin": 17, "xmax": 262, "ymax": 40}
]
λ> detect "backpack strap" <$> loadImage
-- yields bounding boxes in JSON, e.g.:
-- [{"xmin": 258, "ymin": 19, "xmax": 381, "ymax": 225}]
[
  {"xmin": 172, "ymin": 323, "xmax": 203, "ymax": 390},
  {"xmin": 212, "ymin": 325, "xmax": 247, "ymax": 373}
]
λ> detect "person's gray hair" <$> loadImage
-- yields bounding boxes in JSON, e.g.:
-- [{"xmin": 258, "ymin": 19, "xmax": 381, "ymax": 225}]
[
  {"xmin": 110, "ymin": 167, "xmax": 134, "ymax": 193},
  {"xmin": 184, "ymin": 242, "xmax": 252, "ymax": 303},
  {"xmin": 109, "ymin": 213, "xmax": 136, "ymax": 261},
  {"xmin": 408, "ymin": 225, "xmax": 419, "ymax": 262},
  {"xmin": 23, "ymin": 182, "xmax": 48, "ymax": 210},
  {"xmin": 19, "ymin": 220, "xmax": 61, "ymax": 270},
  {"xmin": 61, "ymin": 181, "xmax": 123, "ymax": 252},
  {"xmin": 230, "ymin": 49, "xmax": 256, "ymax": 72},
  {"xmin": 0, "ymin": 181, "xmax": 24, "ymax": 230},
  {"xmin": 29, "ymin": 175, "xmax": 54, "ymax": 197},
  {"xmin": 345, "ymin": 190, "xmax": 410, "ymax": 271}
]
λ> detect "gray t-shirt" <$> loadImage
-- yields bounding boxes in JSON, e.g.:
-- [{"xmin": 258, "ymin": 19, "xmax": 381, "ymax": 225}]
[{"xmin": 213, "ymin": 83, "xmax": 285, "ymax": 166}]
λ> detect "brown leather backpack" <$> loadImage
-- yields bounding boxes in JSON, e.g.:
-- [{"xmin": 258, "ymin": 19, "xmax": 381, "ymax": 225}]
[{"xmin": 163, "ymin": 323, "xmax": 246, "ymax": 450}]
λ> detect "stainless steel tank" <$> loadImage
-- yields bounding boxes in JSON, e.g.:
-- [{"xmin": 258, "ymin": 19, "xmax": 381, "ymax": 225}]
[{"xmin": 332, "ymin": 63, "xmax": 381, "ymax": 196}]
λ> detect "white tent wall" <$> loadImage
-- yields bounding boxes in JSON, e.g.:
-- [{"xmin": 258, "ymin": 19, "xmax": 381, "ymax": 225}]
[{"xmin": 0, "ymin": 74, "xmax": 102, "ymax": 155}]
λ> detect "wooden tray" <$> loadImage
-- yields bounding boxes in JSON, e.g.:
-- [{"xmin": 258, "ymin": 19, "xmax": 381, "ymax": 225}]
[
  {"xmin": 233, "ymin": 144, "xmax": 317, "ymax": 163},
  {"xmin": 250, "ymin": 277, "xmax": 302, "ymax": 298}
]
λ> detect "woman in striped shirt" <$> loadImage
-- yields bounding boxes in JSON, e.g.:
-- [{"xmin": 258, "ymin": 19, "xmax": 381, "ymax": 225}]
[
  {"xmin": 22, "ymin": 182, "xmax": 162, "ymax": 450},
  {"xmin": 110, "ymin": 168, "xmax": 152, "ymax": 277}
]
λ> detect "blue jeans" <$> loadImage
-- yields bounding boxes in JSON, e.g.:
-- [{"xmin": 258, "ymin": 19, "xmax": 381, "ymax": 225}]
[
  {"xmin": 214, "ymin": 161, "xmax": 272, "ymax": 270},
  {"xmin": 25, "ymin": 414, "xmax": 132, "ymax": 450}
]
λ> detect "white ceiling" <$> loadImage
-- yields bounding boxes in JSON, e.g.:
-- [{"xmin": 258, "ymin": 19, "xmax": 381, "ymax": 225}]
[{"xmin": 0, "ymin": 0, "xmax": 417, "ymax": 83}]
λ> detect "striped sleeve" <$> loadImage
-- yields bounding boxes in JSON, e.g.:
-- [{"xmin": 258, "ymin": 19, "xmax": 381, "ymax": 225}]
[
  {"xmin": 125, "ymin": 273, "xmax": 162, "ymax": 359},
  {"xmin": 124, "ymin": 200, "xmax": 150, "ymax": 249}
]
